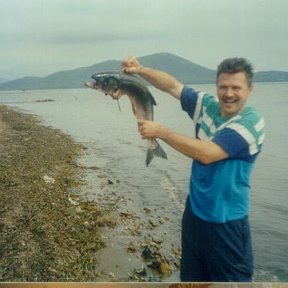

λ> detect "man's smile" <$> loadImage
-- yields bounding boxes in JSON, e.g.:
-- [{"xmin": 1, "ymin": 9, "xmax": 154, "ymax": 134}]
[{"xmin": 222, "ymin": 97, "xmax": 238, "ymax": 103}]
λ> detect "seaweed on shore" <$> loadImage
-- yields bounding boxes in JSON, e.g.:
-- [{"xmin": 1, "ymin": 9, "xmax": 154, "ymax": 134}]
[{"xmin": 0, "ymin": 105, "xmax": 116, "ymax": 281}]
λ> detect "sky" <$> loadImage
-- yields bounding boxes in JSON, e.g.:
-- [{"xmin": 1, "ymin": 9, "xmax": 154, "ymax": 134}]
[{"xmin": 1, "ymin": 0, "xmax": 288, "ymax": 80}]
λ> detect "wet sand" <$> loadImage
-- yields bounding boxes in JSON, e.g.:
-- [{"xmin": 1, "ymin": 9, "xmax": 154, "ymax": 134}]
[{"xmin": 80, "ymin": 163, "xmax": 182, "ymax": 281}]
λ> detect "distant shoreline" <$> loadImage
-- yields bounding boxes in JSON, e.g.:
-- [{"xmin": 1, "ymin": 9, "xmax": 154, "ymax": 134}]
[{"xmin": 0, "ymin": 80, "xmax": 288, "ymax": 93}]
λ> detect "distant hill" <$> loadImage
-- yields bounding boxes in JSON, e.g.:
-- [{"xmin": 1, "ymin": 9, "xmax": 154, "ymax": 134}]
[
  {"xmin": 254, "ymin": 71, "xmax": 288, "ymax": 82},
  {"xmin": 0, "ymin": 52, "xmax": 287, "ymax": 91},
  {"xmin": 0, "ymin": 60, "xmax": 120, "ymax": 91}
]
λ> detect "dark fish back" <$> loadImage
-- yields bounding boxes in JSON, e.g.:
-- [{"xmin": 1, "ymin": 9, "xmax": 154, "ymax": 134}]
[{"xmin": 119, "ymin": 77, "xmax": 156, "ymax": 120}]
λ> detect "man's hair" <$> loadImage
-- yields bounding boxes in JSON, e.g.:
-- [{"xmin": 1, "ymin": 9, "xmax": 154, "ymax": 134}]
[{"xmin": 217, "ymin": 57, "xmax": 254, "ymax": 86}]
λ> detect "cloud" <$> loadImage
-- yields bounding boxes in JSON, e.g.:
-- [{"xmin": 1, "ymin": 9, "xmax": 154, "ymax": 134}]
[{"xmin": 1, "ymin": 0, "xmax": 288, "ymax": 79}]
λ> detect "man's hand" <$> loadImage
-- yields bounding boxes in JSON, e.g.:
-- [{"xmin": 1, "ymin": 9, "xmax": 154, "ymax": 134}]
[
  {"xmin": 138, "ymin": 120, "xmax": 163, "ymax": 139},
  {"xmin": 121, "ymin": 56, "xmax": 142, "ymax": 74},
  {"xmin": 121, "ymin": 56, "xmax": 183, "ymax": 99}
]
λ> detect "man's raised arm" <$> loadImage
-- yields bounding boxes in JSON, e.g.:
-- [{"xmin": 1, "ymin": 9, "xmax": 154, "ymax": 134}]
[{"xmin": 122, "ymin": 56, "xmax": 184, "ymax": 99}]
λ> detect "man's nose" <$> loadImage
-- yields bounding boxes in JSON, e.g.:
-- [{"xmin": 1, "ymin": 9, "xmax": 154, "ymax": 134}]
[{"xmin": 226, "ymin": 88, "xmax": 234, "ymax": 97}]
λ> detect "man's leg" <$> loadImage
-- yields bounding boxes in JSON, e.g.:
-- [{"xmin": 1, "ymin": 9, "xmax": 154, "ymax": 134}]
[
  {"xmin": 205, "ymin": 216, "xmax": 254, "ymax": 282},
  {"xmin": 180, "ymin": 199, "xmax": 209, "ymax": 281}
]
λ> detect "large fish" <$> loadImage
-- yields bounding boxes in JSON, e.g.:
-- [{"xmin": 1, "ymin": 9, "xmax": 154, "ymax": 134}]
[{"xmin": 85, "ymin": 71, "xmax": 167, "ymax": 166}]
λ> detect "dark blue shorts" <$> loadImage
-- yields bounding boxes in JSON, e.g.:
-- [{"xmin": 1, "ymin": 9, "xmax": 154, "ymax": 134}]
[{"xmin": 181, "ymin": 199, "xmax": 253, "ymax": 282}]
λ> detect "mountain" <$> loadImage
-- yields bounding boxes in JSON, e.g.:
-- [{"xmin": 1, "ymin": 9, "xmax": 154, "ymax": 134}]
[
  {"xmin": 0, "ymin": 52, "xmax": 287, "ymax": 91},
  {"xmin": 254, "ymin": 71, "xmax": 288, "ymax": 82},
  {"xmin": 139, "ymin": 53, "xmax": 216, "ymax": 84},
  {"xmin": 0, "ymin": 53, "xmax": 215, "ymax": 91},
  {"xmin": 0, "ymin": 60, "xmax": 120, "ymax": 91}
]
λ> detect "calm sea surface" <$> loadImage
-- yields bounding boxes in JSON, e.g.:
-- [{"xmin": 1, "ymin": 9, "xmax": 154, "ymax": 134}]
[{"xmin": 1, "ymin": 82, "xmax": 287, "ymax": 281}]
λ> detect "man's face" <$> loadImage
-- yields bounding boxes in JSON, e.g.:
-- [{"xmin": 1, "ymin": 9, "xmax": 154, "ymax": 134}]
[{"xmin": 216, "ymin": 72, "xmax": 253, "ymax": 117}]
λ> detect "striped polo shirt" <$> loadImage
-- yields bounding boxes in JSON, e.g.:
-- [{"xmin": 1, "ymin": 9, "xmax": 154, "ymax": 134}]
[{"xmin": 181, "ymin": 86, "xmax": 265, "ymax": 223}]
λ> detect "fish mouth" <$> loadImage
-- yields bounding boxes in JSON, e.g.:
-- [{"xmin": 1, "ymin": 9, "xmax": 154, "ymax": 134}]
[{"xmin": 84, "ymin": 81, "xmax": 97, "ymax": 89}]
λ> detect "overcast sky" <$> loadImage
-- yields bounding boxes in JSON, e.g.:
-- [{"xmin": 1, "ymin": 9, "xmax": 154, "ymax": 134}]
[{"xmin": 1, "ymin": 0, "xmax": 288, "ymax": 80}]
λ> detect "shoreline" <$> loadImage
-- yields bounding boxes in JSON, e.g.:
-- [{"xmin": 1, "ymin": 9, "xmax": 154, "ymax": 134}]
[
  {"xmin": 0, "ymin": 105, "xmax": 117, "ymax": 281},
  {"xmin": 0, "ymin": 105, "xmax": 181, "ymax": 282}
]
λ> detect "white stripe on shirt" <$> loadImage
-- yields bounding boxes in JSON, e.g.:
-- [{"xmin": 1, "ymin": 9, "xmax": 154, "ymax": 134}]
[
  {"xmin": 258, "ymin": 134, "xmax": 265, "ymax": 145},
  {"xmin": 193, "ymin": 92, "xmax": 205, "ymax": 123},
  {"xmin": 255, "ymin": 118, "xmax": 265, "ymax": 132},
  {"xmin": 228, "ymin": 122, "xmax": 258, "ymax": 155}
]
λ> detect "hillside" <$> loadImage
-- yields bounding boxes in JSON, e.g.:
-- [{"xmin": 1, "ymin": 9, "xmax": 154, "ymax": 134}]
[{"xmin": 0, "ymin": 52, "xmax": 287, "ymax": 90}]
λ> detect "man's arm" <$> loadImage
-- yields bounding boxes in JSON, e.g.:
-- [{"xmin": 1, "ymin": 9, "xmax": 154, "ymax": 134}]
[
  {"xmin": 138, "ymin": 120, "xmax": 229, "ymax": 164},
  {"xmin": 122, "ymin": 56, "xmax": 184, "ymax": 99}
]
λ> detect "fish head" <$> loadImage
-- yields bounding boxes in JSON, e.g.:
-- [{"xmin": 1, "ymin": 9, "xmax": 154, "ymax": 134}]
[{"xmin": 90, "ymin": 72, "xmax": 120, "ymax": 94}]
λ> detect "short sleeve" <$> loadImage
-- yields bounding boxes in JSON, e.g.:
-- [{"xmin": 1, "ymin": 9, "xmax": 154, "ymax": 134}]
[{"xmin": 213, "ymin": 109, "xmax": 265, "ymax": 161}]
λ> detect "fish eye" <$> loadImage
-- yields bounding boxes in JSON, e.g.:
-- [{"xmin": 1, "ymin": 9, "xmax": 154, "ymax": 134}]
[{"xmin": 108, "ymin": 79, "xmax": 115, "ymax": 85}]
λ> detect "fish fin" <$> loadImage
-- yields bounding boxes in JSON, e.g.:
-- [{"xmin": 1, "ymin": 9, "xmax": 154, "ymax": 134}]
[
  {"xmin": 146, "ymin": 139, "xmax": 168, "ymax": 167},
  {"xmin": 149, "ymin": 92, "xmax": 157, "ymax": 106}
]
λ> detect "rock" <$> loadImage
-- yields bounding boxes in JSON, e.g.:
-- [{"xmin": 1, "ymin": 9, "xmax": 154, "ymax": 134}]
[
  {"xmin": 134, "ymin": 266, "xmax": 147, "ymax": 276},
  {"xmin": 143, "ymin": 207, "xmax": 152, "ymax": 213},
  {"xmin": 147, "ymin": 258, "xmax": 172, "ymax": 275},
  {"xmin": 159, "ymin": 259, "xmax": 172, "ymax": 275},
  {"xmin": 141, "ymin": 245, "xmax": 154, "ymax": 260},
  {"xmin": 151, "ymin": 237, "xmax": 163, "ymax": 245},
  {"xmin": 120, "ymin": 211, "xmax": 134, "ymax": 218},
  {"xmin": 108, "ymin": 272, "xmax": 115, "ymax": 278},
  {"xmin": 147, "ymin": 260, "xmax": 160, "ymax": 269},
  {"xmin": 126, "ymin": 242, "xmax": 137, "ymax": 253},
  {"xmin": 148, "ymin": 219, "xmax": 159, "ymax": 227},
  {"xmin": 43, "ymin": 175, "xmax": 55, "ymax": 184}
]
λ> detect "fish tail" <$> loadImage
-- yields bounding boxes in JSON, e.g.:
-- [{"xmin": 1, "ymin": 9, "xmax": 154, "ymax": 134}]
[{"xmin": 146, "ymin": 139, "xmax": 168, "ymax": 167}]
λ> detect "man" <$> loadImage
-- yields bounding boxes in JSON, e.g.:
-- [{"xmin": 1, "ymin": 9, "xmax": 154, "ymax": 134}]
[{"xmin": 120, "ymin": 56, "xmax": 265, "ymax": 281}]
